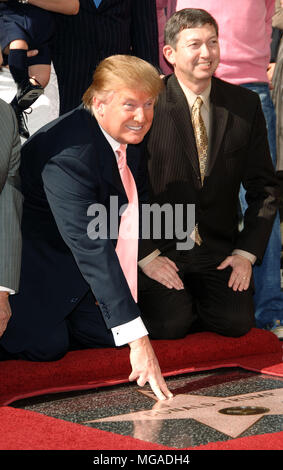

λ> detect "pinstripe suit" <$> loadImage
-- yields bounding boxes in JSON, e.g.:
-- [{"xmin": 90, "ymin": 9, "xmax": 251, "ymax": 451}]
[
  {"xmin": 0, "ymin": 98, "xmax": 22, "ymax": 293},
  {"xmin": 138, "ymin": 75, "xmax": 279, "ymax": 340},
  {"xmin": 51, "ymin": 0, "xmax": 159, "ymax": 114}
]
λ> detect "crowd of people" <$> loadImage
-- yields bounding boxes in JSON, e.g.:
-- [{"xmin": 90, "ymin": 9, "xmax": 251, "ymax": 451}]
[{"xmin": 0, "ymin": 0, "xmax": 282, "ymax": 401}]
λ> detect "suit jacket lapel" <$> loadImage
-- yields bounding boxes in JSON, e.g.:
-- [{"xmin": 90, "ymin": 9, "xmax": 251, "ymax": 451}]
[
  {"xmin": 93, "ymin": 0, "xmax": 110, "ymax": 11},
  {"xmin": 85, "ymin": 108, "xmax": 143, "ymax": 198},
  {"xmin": 101, "ymin": 142, "xmax": 125, "ymax": 196},
  {"xmin": 166, "ymin": 75, "xmax": 230, "ymax": 182},
  {"xmin": 166, "ymin": 75, "xmax": 201, "ymax": 181},
  {"xmin": 85, "ymin": 108, "xmax": 126, "ymax": 195},
  {"xmin": 207, "ymin": 77, "xmax": 229, "ymax": 176}
]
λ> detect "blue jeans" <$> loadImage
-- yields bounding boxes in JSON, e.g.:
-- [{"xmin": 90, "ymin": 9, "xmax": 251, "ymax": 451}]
[{"xmin": 240, "ymin": 83, "xmax": 283, "ymax": 328}]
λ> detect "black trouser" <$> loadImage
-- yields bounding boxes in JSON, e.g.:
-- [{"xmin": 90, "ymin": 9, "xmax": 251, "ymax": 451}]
[{"xmin": 138, "ymin": 245, "xmax": 255, "ymax": 340}]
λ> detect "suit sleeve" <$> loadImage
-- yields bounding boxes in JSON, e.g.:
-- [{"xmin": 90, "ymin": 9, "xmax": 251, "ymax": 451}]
[
  {"xmin": 42, "ymin": 151, "xmax": 141, "ymax": 329},
  {"xmin": 130, "ymin": 0, "xmax": 159, "ymax": 67},
  {"xmin": 0, "ymin": 103, "xmax": 23, "ymax": 292}
]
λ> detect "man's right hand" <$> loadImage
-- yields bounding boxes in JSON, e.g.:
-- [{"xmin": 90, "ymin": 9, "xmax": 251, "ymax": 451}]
[
  {"xmin": 141, "ymin": 256, "xmax": 184, "ymax": 290},
  {"xmin": 128, "ymin": 335, "xmax": 173, "ymax": 401}
]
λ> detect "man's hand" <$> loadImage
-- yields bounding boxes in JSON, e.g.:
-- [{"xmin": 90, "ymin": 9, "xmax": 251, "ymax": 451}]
[
  {"xmin": 217, "ymin": 254, "xmax": 252, "ymax": 291},
  {"xmin": 267, "ymin": 63, "xmax": 276, "ymax": 90},
  {"xmin": 128, "ymin": 335, "xmax": 173, "ymax": 401},
  {"xmin": 0, "ymin": 292, "xmax": 12, "ymax": 338},
  {"xmin": 142, "ymin": 256, "xmax": 184, "ymax": 290}
]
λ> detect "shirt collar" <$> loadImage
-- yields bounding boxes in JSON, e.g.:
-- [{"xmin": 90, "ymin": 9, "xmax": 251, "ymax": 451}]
[
  {"xmin": 98, "ymin": 123, "xmax": 127, "ymax": 157},
  {"xmin": 177, "ymin": 79, "xmax": 211, "ymax": 111}
]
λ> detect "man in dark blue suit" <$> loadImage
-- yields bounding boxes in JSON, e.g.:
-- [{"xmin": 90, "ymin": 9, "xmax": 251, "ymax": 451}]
[{"xmin": 0, "ymin": 55, "xmax": 173, "ymax": 401}]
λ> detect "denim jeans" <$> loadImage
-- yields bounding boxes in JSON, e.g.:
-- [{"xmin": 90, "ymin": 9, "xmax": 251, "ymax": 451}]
[{"xmin": 240, "ymin": 82, "xmax": 283, "ymax": 328}]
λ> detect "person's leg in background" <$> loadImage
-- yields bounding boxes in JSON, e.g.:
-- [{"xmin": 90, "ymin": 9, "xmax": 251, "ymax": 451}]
[{"xmin": 240, "ymin": 82, "xmax": 283, "ymax": 338}]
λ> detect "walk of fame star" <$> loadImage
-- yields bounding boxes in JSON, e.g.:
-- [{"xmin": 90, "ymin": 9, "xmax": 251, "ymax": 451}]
[{"xmin": 84, "ymin": 388, "xmax": 283, "ymax": 438}]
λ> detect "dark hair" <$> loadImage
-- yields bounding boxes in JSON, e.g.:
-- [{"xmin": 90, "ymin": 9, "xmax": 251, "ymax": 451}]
[{"xmin": 164, "ymin": 8, "xmax": 219, "ymax": 49}]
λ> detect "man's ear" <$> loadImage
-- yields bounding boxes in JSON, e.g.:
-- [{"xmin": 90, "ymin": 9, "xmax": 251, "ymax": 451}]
[
  {"xmin": 92, "ymin": 96, "xmax": 104, "ymax": 116},
  {"xmin": 163, "ymin": 44, "xmax": 176, "ymax": 67},
  {"xmin": 92, "ymin": 91, "xmax": 114, "ymax": 116}
]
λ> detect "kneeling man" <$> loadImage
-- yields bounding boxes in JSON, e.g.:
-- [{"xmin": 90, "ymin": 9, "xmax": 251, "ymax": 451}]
[{"xmin": 0, "ymin": 55, "xmax": 172, "ymax": 401}]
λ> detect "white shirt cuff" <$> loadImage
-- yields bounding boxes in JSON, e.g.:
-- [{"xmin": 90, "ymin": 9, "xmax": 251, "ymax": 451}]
[
  {"xmin": 111, "ymin": 316, "xmax": 148, "ymax": 347},
  {"xmin": 138, "ymin": 249, "xmax": 161, "ymax": 269},
  {"xmin": 0, "ymin": 286, "xmax": 15, "ymax": 295},
  {"xmin": 232, "ymin": 249, "xmax": 256, "ymax": 265}
]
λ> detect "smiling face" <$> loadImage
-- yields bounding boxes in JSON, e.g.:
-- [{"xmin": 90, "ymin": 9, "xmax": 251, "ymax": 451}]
[
  {"xmin": 93, "ymin": 87, "xmax": 155, "ymax": 145},
  {"xmin": 163, "ymin": 23, "xmax": 220, "ymax": 93}
]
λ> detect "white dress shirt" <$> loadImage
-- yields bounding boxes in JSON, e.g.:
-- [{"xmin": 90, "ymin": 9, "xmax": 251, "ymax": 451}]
[{"xmin": 0, "ymin": 287, "xmax": 14, "ymax": 294}]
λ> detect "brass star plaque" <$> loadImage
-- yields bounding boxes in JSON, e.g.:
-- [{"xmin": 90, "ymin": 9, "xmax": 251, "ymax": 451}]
[{"xmin": 84, "ymin": 388, "xmax": 283, "ymax": 438}]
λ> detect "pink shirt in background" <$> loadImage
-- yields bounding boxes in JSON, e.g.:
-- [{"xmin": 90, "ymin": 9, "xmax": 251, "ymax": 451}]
[
  {"xmin": 175, "ymin": 0, "xmax": 275, "ymax": 85},
  {"xmin": 156, "ymin": 0, "xmax": 176, "ymax": 74}
]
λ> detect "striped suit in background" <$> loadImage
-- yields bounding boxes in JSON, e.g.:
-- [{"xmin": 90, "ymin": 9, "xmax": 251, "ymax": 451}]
[
  {"xmin": 51, "ymin": 0, "xmax": 159, "ymax": 115},
  {"xmin": 0, "ymin": 98, "xmax": 22, "ymax": 293}
]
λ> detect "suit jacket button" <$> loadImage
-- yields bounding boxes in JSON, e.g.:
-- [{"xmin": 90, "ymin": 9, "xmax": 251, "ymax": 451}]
[{"xmin": 70, "ymin": 297, "xmax": 78, "ymax": 303}]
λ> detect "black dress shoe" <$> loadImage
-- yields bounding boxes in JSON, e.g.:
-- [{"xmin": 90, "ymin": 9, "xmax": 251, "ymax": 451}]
[
  {"xmin": 11, "ymin": 102, "xmax": 30, "ymax": 139},
  {"xmin": 17, "ymin": 77, "xmax": 44, "ymax": 109}
]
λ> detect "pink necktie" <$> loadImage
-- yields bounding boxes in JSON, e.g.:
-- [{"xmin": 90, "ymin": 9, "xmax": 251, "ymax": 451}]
[{"xmin": 115, "ymin": 144, "xmax": 139, "ymax": 302}]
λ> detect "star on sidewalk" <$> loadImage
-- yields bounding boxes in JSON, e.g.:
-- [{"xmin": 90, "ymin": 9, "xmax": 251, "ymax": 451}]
[{"xmin": 84, "ymin": 388, "xmax": 283, "ymax": 438}]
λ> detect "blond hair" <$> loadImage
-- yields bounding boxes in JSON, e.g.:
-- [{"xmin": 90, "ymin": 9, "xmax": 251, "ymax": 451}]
[{"xmin": 83, "ymin": 55, "xmax": 163, "ymax": 109}]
